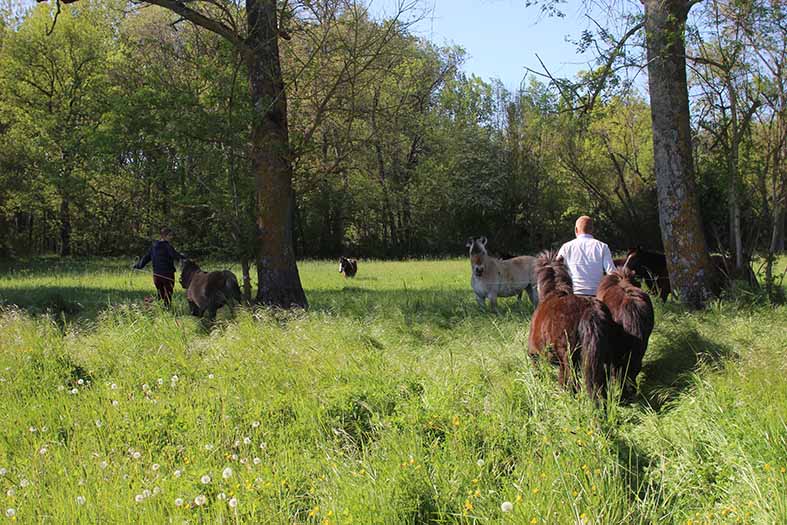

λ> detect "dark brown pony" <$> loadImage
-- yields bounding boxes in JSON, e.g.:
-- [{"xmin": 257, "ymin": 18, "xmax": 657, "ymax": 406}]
[
  {"xmin": 180, "ymin": 260, "xmax": 242, "ymax": 320},
  {"xmin": 597, "ymin": 267, "xmax": 654, "ymax": 400},
  {"xmin": 622, "ymin": 247, "xmax": 756, "ymax": 301},
  {"xmin": 528, "ymin": 251, "xmax": 612, "ymax": 399},
  {"xmin": 338, "ymin": 256, "xmax": 358, "ymax": 278}
]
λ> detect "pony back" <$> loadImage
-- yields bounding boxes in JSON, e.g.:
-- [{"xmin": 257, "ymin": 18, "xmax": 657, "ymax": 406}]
[{"xmin": 598, "ymin": 268, "xmax": 654, "ymax": 340}]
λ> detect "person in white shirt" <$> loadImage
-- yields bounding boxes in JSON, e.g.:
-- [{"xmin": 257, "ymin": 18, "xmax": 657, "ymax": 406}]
[{"xmin": 557, "ymin": 215, "xmax": 616, "ymax": 296}]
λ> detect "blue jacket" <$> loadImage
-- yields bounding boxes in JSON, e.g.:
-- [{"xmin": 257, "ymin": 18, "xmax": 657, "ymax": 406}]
[{"xmin": 134, "ymin": 240, "xmax": 185, "ymax": 275}]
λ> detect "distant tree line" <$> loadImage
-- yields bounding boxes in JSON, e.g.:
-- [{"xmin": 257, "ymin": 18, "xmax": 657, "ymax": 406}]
[{"xmin": 0, "ymin": 1, "xmax": 784, "ymax": 286}]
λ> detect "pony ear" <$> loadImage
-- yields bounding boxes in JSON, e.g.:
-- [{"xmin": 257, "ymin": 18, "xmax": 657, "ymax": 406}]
[
  {"xmin": 479, "ymin": 236, "xmax": 488, "ymax": 247},
  {"xmin": 466, "ymin": 237, "xmax": 474, "ymax": 248}
]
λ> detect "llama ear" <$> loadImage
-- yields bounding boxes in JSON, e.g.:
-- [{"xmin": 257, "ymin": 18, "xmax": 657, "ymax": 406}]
[
  {"xmin": 466, "ymin": 237, "xmax": 474, "ymax": 248},
  {"xmin": 479, "ymin": 236, "xmax": 488, "ymax": 247}
]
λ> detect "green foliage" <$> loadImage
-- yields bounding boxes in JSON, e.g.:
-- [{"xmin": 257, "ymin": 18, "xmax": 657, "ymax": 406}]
[{"xmin": 0, "ymin": 258, "xmax": 785, "ymax": 523}]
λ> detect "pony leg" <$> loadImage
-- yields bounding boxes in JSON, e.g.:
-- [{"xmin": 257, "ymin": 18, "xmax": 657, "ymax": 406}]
[
  {"xmin": 188, "ymin": 300, "xmax": 200, "ymax": 316},
  {"xmin": 488, "ymin": 294, "xmax": 498, "ymax": 313},
  {"xmin": 475, "ymin": 294, "xmax": 486, "ymax": 309},
  {"xmin": 528, "ymin": 285, "xmax": 539, "ymax": 307}
]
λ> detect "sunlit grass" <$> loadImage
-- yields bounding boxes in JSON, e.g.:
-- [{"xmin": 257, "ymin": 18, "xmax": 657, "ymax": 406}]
[{"xmin": 0, "ymin": 257, "xmax": 785, "ymax": 523}]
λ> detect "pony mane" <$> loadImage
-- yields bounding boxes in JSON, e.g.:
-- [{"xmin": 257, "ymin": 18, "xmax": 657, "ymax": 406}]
[
  {"xmin": 535, "ymin": 250, "xmax": 574, "ymax": 299},
  {"xmin": 598, "ymin": 267, "xmax": 654, "ymax": 339},
  {"xmin": 179, "ymin": 259, "xmax": 201, "ymax": 289}
]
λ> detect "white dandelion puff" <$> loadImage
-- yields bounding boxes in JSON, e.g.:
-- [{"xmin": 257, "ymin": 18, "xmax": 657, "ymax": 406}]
[
  {"xmin": 157, "ymin": 378, "xmax": 164, "ymax": 386},
  {"xmin": 76, "ymin": 495, "xmax": 85, "ymax": 505},
  {"xmin": 243, "ymin": 437, "xmax": 251, "ymax": 445},
  {"xmin": 152, "ymin": 463, "xmax": 160, "ymax": 471},
  {"xmin": 142, "ymin": 384, "xmax": 149, "ymax": 391},
  {"xmin": 218, "ymin": 492, "xmax": 226, "ymax": 501},
  {"xmin": 230, "ymin": 454, "xmax": 238, "ymax": 461},
  {"xmin": 29, "ymin": 426, "xmax": 37, "ymax": 433},
  {"xmin": 194, "ymin": 495, "xmax": 207, "ymax": 506},
  {"xmin": 259, "ymin": 442, "xmax": 267, "ymax": 450},
  {"xmin": 70, "ymin": 388, "xmax": 79, "ymax": 395},
  {"xmin": 135, "ymin": 494, "xmax": 144, "ymax": 503},
  {"xmin": 252, "ymin": 421, "xmax": 260, "ymax": 429},
  {"xmin": 253, "ymin": 457, "xmax": 261, "ymax": 465},
  {"xmin": 111, "ymin": 400, "xmax": 119, "ymax": 406},
  {"xmin": 204, "ymin": 444, "xmax": 214, "ymax": 451},
  {"xmin": 99, "ymin": 461, "xmax": 108, "ymax": 469},
  {"xmin": 477, "ymin": 459, "xmax": 485, "ymax": 467},
  {"xmin": 142, "ymin": 489, "xmax": 151, "ymax": 498},
  {"xmin": 0, "ymin": 468, "xmax": 6, "ymax": 476},
  {"xmin": 132, "ymin": 451, "xmax": 141, "ymax": 460},
  {"xmin": 228, "ymin": 497, "xmax": 238, "ymax": 508},
  {"xmin": 173, "ymin": 470, "xmax": 182, "ymax": 478},
  {"xmin": 174, "ymin": 498, "xmax": 184, "ymax": 507},
  {"xmin": 200, "ymin": 474, "xmax": 211, "ymax": 485},
  {"xmin": 77, "ymin": 379, "xmax": 84, "ymax": 385},
  {"xmin": 110, "ymin": 383, "xmax": 117, "ymax": 390},
  {"xmin": 222, "ymin": 467, "xmax": 233, "ymax": 479},
  {"xmin": 19, "ymin": 479, "xmax": 29, "ymax": 488},
  {"xmin": 6, "ymin": 489, "xmax": 15, "ymax": 498},
  {"xmin": 207, "ymin": 373, "xmax": 214, "ymax": 380},
  {"xmin": 171, "ymin": 375, "xmax": 179, "ymax": 382},
  {"xmin": 39, "ymin": 447, "xmax": 47, "ymax": 455},
  {"xmin": 501, "ymin": 501, "xmax": 513, "ymax": 513},
  {"xmin": 95, "ymin": 420, "xmax": 102, "ymax": 428},
  {"xmin": 153, "ymin": 486, "xmax": 161, "ymax": 496},
  {"xmin": 5, "ymin": 508, "xmax": 16, "ymax": 518}
]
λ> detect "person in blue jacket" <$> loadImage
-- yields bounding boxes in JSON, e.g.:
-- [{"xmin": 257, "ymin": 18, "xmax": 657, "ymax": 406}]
[{"xmin": 133, "ymin": 227, "xmax": 186, "ymax": 307}]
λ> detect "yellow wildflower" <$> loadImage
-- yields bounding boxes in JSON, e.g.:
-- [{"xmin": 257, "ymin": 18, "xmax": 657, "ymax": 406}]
[
  {"xmin": 308, "ymin": 506, "xmax": 320, "ymax": 517},
  {"xmin": 515, "ymin": 494, "xmax": 523, "ymax": 503},
  {"xmin": 531, "ymin": 487, "xmax": 540, "ymax": 494},
  {"xmin": 530, "ymin": 518, "xmax": 538, "ymax": 524},
  {"xmin": 452, "ymin": 415, "xmax": 460, "ymax": 427},
  {"xmin": 464, "ymin": 499, "xmax": 474, "ymax": 512}
]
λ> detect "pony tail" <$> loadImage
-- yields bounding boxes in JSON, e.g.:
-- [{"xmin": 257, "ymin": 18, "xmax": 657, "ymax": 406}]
[{"xmin": 579, "ymin": 300, "xmax": 610, "ymax": 399}]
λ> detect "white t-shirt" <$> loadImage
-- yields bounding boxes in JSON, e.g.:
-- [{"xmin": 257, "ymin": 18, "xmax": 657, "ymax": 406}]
[{"xmin": 557, "ymin": 234, "xmax": 616, "ymax": 295}]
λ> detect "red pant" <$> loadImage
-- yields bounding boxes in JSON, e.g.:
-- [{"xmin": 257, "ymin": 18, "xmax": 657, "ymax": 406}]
[{"xmin": 153, "ymin": 273, "xmax": 175, "ymax": 306}]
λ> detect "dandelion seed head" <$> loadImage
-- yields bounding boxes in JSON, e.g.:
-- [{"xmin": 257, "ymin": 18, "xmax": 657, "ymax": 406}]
[
  {"xmin": 99, "ymin": 461, "xmax": 108, "ymax": 469},
  {"xmin": 194, "ymin": 494, "xmax": 207, "ymax": 506},
  {"xmin": 111, "ymin": 400, "xmax": 119, "ymax": 406},
  {"xmin": 171, "ymin": 375, "xmax": 179, "ymax": 382},
  {"xmin": 19, "ymin": 479, "xmax": 29, "ymax": 488},
  {"xmin": 38, "ymin": 447, "xmax": 47, "ymax": 455},
  {"xmin": 110, "ymin": 383, "xmax": 117, "ymax": 390},
  {"xmin": 76, "ymin": 495, "xmax": 85, "ymax": 505},
  {"xmin": 152, "ymin": 463, "xmax": 160, "ymax": 471},
  {"xmin": 222, "ymin": 467, "xmax": 233, "ymax": 479},
  {"xmin": 208, "ymin": 373, "xmax": 214, "ymax": 379},
  {"xmin": 5, "ymin": 508, "xmax": 16, "ymax": 518},
  {"xmin": 77, "ymin": 379, "xmax": 84, "ymax": 385},
  {"xmin": 501, "ymin": 501, "xmax": 514, "ymax": 513},
  {"xmin": 29, "ymin": 426, "xmax": 36, "ymax": 433},
  {"xmin": 243, "ymin": 437, "xmax": 251, "ymax": 445},
  {"xmin": 201, "ymin": 474, "xmax": 211, "ymax": 485},
  {"xmin": 173, "ymin": 470, "xmax": 182, "ymax": 478},
  {"xmin": 135, "ymin": 494, "xmax": 144, "ymax": 503},
  {"xmin": 153, "ymin": 486, "xmax": 161, "ymax": 495},
  {"xmin": 132, "ymin": 451, "xmax": 141, "ymax": 460},
  {"xmin": 95, "ymin": 420, "xmax": 102, "ymax": 428},
  {"xmin": 0, "ymin": 468, "xmax": 6, "ymax": 476},
  {"xmin": 218, "ymin": 492, "xmax": 226, "ymax": 501},
  {"xmin": 174, "ymin": 497, "xmax": 184, "ymax": 507},
  {"xmin": 477, "ymin": 459, "xmax": 485, "ymax": 468},
  {"xmin": 157, "ymin": 378, "xmax": 164, "ymax": 385},
  {"xmin": 228, "ymin": 497, "xmax": 238, "ymax": 508},
  {"xmin": 231, "ymin": 454, "xmax": 238, "ymax": 461},
  {"xmin": 70, "ymin": 388, "xmax": 79, "ymax": 395},
  {"xmin": 6, "ymin": 489, "xmax": 15, "ymax": 498},
  {"xmin": 143, "ymin": 489, "xmax": 151, "ymax": 498},
  {"xmin": 252, "ymin": 421, "xmax": 260, "ymax": 428},
  {"xmin": 253, "ymin": 457, "xmax": 261, "ymax": 465}
]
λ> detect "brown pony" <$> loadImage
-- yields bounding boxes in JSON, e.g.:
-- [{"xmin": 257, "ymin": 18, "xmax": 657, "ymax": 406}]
[
  {"xmin": 180, "ymin": 260, "xmax": 242, "ymax": 320},
  {"xmin": 528, "ymin": 251, "xmax": 612, "ymax": 398},
  {"xmin": 597, "ymin": 267, "xmax": 654, "ymax": 400}
]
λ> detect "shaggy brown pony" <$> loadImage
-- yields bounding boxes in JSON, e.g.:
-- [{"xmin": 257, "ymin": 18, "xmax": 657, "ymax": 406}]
[
  {"xmin": 597, "ymin": 267, "xmax": 654, "ymax": 400},
  {"xmin": 528, "ymin": 251, "xmax": 612, "ymax": 398},
  {"xmin": 180, "ymin": 260, "xmax": 242, "ymax": 320}
]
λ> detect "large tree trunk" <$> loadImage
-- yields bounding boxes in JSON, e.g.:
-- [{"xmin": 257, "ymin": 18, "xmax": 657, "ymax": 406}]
[
  {"xmin": 246, "ymin": 0, "xmax": 307, "ymax": 308},
  {"xmin": 643, "ymin": 0, "xmax": 716, "ymax": 308}
]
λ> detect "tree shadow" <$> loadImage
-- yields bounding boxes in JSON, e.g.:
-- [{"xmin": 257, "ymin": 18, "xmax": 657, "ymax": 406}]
[
  {"xmin": 637, "ymin": 327, "xmax": 735, "ymax": 412},
  {"xmin": 0, "ymin": 285, "xmax": 158, "ymax": 322}
]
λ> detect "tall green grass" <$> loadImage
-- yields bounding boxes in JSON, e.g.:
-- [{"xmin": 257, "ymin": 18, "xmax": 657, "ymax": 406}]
[{"xmin": 0, "ymin": 258, "xmax": 785, "ymax": 524}]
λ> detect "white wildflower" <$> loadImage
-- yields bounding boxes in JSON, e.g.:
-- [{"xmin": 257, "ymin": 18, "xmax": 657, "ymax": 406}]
[
  {"xmin": 153, "ymin": 486, "xmax": 161, "ymax": 495},
  {"xmin": 222, "ymin": 467, "xmax": 233, "ymax": 479},
  {"xmin": 174, "ymin": 498, "xmax": 184, "ymax": 507},
  {"xmin": 208, "ymin": 373, "xmax": 214, "ymax": 380},
  {"xmin": 5, "ymin": 508, "xmax": 16, "ymax": 518},
  {"xmin": 38, "ymin": 447, "xmax": 47, "ymax": 455},
  {"xmin": 111, "ymin": 400, "xmax": 119, "ymax": 406},
  {"xmin": 76, "ymin": 495, "xmax": 85, "ymax": 505},
  {"xmin": 6, "ymin": 489, "xmax": 15, "ymax": 497},
  {"xmin": 259, "ymin": 442, "xmax": 267, "ymax": 450},
  {"xmin": 240, "ymin": 458, "xmax": 247, "ymax": 465},
  {"xmin": 77, "ymin": 379, "xmax": 84, "ymax": 385},
  {"xmin": 135, "ymin": 494, "xmax": 144, "ymax": 503},
  {"xmin": 204, "ymin": 444, "xmax": 214, "ymax": 451},
  {"xmin": 0, "ymin": 467, "xmax": 6, "ymax": 476},
  {"xmin": 152, "ymin": 463, "xmax": 160, "ymax": 471},
  {"xmin": 142, "ymin": 489, "xmax": 151, "ymax": 498},
  {"xmin": 194, "ymin": 495, "xmax": 207, "ymax": 506},
  {"xmin": 110, "ymin": 383, "xmax": 117, "ymax": 390},
  {"xmin": 477, "ymin": 459, "xmax": 485, "ymax": 467},
  {"xmin": 253, "ymin": 457, "xmax": 261, "ymax": 465},
  {"xmin": 171, "ymin": 375, "xmax": 179, "ymax": 383},
  {"xmin": 95, "ymin": 420, "xmax": 102, "ymax": 428},
  {"xmin": 29, "ymin": 426, "xmax": 36, "ymax": 433},
  {"xmin": 243, "ymin": 437, "xmax": 251, "ymax": 445},
  {"xmin": 70, "ymin": 388, "xmax": 78, "ymax": 395},
  {"xmin": 157, "ymin": 378, "xmax": 164, "ymax": 386},
  {"xmin": 501, "ymin": 501, "xmax": 513, "ymax": 513},
  {"xmin": 251, "ymin": 421, "xmax": 260, "ymax": 429},
  {"xmin": 19, "ymin": 479, "xmax": 29, "ymax": 488},
  {"xmin": 230, "ymin": 454, "xmax": 238, "ymax": 461},
  {"xmin": 228, "ymin": 497, "xmax": 238, "ymax": 508},
  {"xmin": 142, "ymin": 384, "xmax": 149, "ymax": 392},
  {"xmin": 200, "ymin": 474, "xmax": 211, "ymax": 485},
  {"xmin": 218, "ymin": 492, "xmax": 226, "ymax": 501},
  {"xmin": 132, "ymin": 451, "xmax": 141, "ymax": 460},
  {"xmin": 99, "ymin": 461, "xmax": 108, "ymax": 470},
  {"xmin": 173, "ymin": 470, "xmax": 182, "ymax": 478}
]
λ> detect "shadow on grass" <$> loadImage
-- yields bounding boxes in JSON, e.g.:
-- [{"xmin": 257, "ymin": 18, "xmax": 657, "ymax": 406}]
[
  {"xmin": 638, "ymin": 327, "xmax": 735, "ymax": 412},
  {"xmin": 0, "ymin": 286, "xmax": 150, "ymax": 322}
]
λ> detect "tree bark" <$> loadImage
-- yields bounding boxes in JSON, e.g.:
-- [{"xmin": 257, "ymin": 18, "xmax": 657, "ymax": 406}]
[
  {"xmin": 246, "ymin": 0, "xmax": 307, "ymax": 308},
  {"xmin": 643, "ymin": 0, "xmax": 716, "ymax": 308}
]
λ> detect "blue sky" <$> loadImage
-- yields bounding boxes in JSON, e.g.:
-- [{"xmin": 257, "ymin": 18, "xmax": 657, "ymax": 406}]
[{"xmin": 371, "ymin": 0, "xmax": 598, "ymax": 90}]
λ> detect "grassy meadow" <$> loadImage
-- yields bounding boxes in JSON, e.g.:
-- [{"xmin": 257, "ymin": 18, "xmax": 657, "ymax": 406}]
[{"xmin": 0, "ymin": 257, "xmax": 786, "ymax": 524}]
